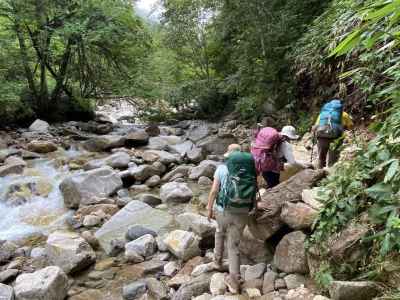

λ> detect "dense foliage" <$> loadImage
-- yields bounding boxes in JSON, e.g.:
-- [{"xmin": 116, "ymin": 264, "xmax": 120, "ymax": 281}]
[{"xmin": 308, "ymin": 0, "xmax": 400, "ymax": 296}]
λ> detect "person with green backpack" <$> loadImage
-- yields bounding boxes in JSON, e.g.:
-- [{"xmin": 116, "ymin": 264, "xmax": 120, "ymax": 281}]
[
  {"xmin": 312, "ymin": 99, "xmax": 354, "ymax": 169},
  {"xmin": 207, "ymin": 144, "xmax": 258, "ymax": 294}
]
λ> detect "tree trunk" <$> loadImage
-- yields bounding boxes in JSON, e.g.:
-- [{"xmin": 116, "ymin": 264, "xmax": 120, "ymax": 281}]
[{"xmin": 51, "ymin": 40, "xmax": 73, "ymax": 101}]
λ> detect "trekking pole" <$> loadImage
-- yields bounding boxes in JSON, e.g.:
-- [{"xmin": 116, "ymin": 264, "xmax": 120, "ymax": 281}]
[{"xmin": 310, "ymin": 131, "xmax": 316, "ymax": 164}]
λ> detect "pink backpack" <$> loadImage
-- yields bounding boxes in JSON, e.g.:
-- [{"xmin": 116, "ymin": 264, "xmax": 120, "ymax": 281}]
[{"xmin": 251, "ymin": 127, "xmax": 283, "ymax": 174}]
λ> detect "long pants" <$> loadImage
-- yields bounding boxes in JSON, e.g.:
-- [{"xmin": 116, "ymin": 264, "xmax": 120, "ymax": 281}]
[
  {"xmin": 317, "ymin": 137, "xmax": 341, "ymax": 169},
  {"xmin": 214, "ymin": 210, "xmax": 248, "ymax": 278},
  {"xmin": 262, "ymin": 171, "xmax": 280, "ymax": 189}
]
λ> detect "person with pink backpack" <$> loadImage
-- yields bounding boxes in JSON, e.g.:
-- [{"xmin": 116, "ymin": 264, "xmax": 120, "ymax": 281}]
[{"xmin": 251, "ymin": 126, "xmax": 311, "ymax": 188}]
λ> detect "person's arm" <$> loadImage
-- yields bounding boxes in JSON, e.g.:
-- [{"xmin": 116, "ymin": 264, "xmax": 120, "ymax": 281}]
[
  {"xmin": 207, "ymin": 177, "xmax": 220, "ymax": 221},
  {"xmin": 311, "ymin": 115, "xmax": 320, "ymax": 133},
  {"xmin": 342, "ymin": 112, "xmax": 354, "ymax": 130},
  {"xmin": 281, "ymin": 142, "xmax": 310, "ymax": 169}
]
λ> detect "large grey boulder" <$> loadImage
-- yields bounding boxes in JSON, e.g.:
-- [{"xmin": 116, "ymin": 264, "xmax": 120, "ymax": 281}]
[
  {"xmin": 126, "ymin": 225, "xmax": 157, "ymax": 241},
  {"xmin": 60, "ymin": 167, "xmax": 122, "ymax": 209},
  {"xmin": 160, "ymin": 182, "xmax": 193, "ymax": 203},
  {"xmin": 0, "ymin": 283, "xmax": 13, "ymax": 300},
  {"xmin": 188, "ymin": 160, "xmax": 220, "ymax": 180},
  {"xmin": 84, "ymin": 152, "xmax": 131, "ymax": 170},
  {"xmin": 186, "ymin": 123, "xmax": 214, "ymax": 142},
  {"xmin": 29, "ymin": 119, "xmax": 49, "ymax": 133},
  {"xmin": 14, "ymin": 266, "xmax": 68, "ymax": 300},
  {"xmin": 280, "ymin": 202, "xmax": 318, "ymax": 230},
  {"xmin": 196, "ymin": 135, "xmax": 237, "ymax": 155},
  {"xmin": 95, "ymin": 201, "xmax": 173, "ymax": 255},
  {"xmin": 163, "ymin": 230, "xmax": 201, "ymax": 261},
  {"xmin": 0, "ymin": 161, "xmax": 25, "ymax": 177},
  {"xmin": 167, "ymin": 141, "xmax": 195, "ymax": 157},
  {"xmin": 27, "ymin": 140, "xmax": 57, "ymax": 154},
  {"xmin": 125, "ymin": 234, "xmax": 157, "ymax": 258},
  {"xmin": 124, "ymin": 164, "xmax": 163, "ymax": 182},
  {"xmin": 46, "ymin": 231, "xmax": 96, "ymax": 274},
  {"xmin": 172, "ymin": 273, "xmax": 212, "ymax": 300},
  {"xmin": 148, "ymin": 136, "xmax": 182, "ymax": 150},
  {"xmin": 122, "ymin": 281, "xmax": 147, "ymax": 300},
  {"xmin": 162, "ymin": 166, "xmax": 192, "ymax": 182},
  {"xmin": 125, "ymin": 130, "xmax": 149, "ymax": 147},
  {"xmin": 176, "ymin": 213, "xmax": 216, "ymax": 238},
  {"xmin": 83, "ymin": 135, "xmax": 126, "ymax": 152},
  {"xmin": 274, "ymin": 231, "xmax": 308, "ymax": 274},
  {"xmin": 329, "ymin": 281, "xmax": 381, "ymax": 300}
]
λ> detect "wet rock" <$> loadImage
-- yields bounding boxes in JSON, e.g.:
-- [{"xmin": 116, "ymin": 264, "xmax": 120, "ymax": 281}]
[
  {"xmin": 164, "ymin": 261, "xmax": 180, "ymax": 277},
  {"xmin": 284, "ymin": 274, "xmax": 306, "ymax": 290},
  {"xmin": 3, "ymin": 178, "xmax": 53, "ymax": 206},
  {"xmin": 262, "ymin": 271, "xmax": 278, "ymax": 294},
  {"xmin": 188, "ymin": 160, "xmax": 219, "ymax": 180},
  {"xmin": 27, "ymin": 140, "xmax": 57, "ymax": 153},
  {"xmin": 0, "ymin": 162, "xmax": 25, "ymax": 177},
  {"xmin": 210, "ymin": 273, "xmax": 226, "ymax": 296},
  {"xmin": 176, "ymin": 212, "xmax": 216, "ymax": 238},
  {"xmin": 329, "ymin": 281, "xmax": 380, "ymax": 300},
  {"xmin": 125, "ymin": 234, "xmax": 157, "ymax": 258},
  {"xmin": 14, "ymin": 266, "xmax": 68, "ymax": 300},
  {"xmin": 301, "ymin": 189, "xmax": 323, "ymax": 210},
  {"xmin": 162, "ymin": 166, "xmax": 192, "ymax": 182},
  {"xmin": 187, "ymin": 147, "xmax": 204, "ymax": 163},
  {"xmin": 83, "ymin": 135, "xmax": 125, "ymax": 152},
  {"xmin": 172, "ymin": 273, "xmax": 212, "ymax": 300},
  {"xmin": 125, "ymin": 130, "xmax": 149, "ymax": 147},
  {"xmin": 145, "ymin": 125, "xmax": 161, "ymax": 137},
  {"xmin": 0, "ymin": 269, "xmax": 18, "ymax": 283},
  {"xmin": 163, "ymin": 230, "xmax": 201, "ymax": 261},
  {"xmin": 29, "ymin": 119, "xmax": 49, "ymax": 133},
  {"xmin": 0, "ymin": 283, "xmax": 14, "ymax": 300},
  {"xmin": 186, "ymin": 123, "xmax": 213, "ymax": 143},
  {"xmin": 145, "ymin": 175, "xmax": 161, "ymax": 187},
  {"xmin": 123, "ymin": 281, "xmax": 147, "ymax": 300},
  {"xmin": 280, "ymin": 202, "xmax": 318, "ymax": 230},
  {"xmin": 198, "ymin": 176, "xmax": 212, "ymax": 186},
  {"xmin": 60, "ymin": 167, "xmax": 122, "ymax": 209},
  {"xmin": 138, "ymin": 194, "xmax": 162, "ymax": 207},
  {"xmin": 95, "ymin": 201, "xmax": 172, "ymax": 255},
  {"xmin": 244, "ymin": 263, "xmax": 266, "ymax": 281},
  {"xmin": 46, "ymin": 231, "xmax": 96, "ymax": 274},
  {"xmin": 0, "ymin": 241, "xmax": 17, "ymax": 265},
  {"xmin": 274, "ymin": 231, "xmax": 308, "ymax": 274},
  {"xmin": 145, "ymin": 278, "xmax": 168, "ymax": 300},
  {"xmin": 286, "ymin": 287, "xmax": 314, "ymax": 300},
  {"xmin": 95, "ymin": 113, "xmax": 114, "ymax": 124},
  {"xmin": 160, "ymin": 182, "xmax": 193, "ymax": 203},
  {"xmin": 84, "ymin": 152, "xmax": 131, "ymax": 170},
  {"xmin": 126, "ymin": 225, "xmax": 157, "ymax": 241}
]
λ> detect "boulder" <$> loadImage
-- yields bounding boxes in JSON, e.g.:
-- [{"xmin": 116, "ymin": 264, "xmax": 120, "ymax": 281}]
[
  {"xmin": 329, "ymin": 281, "xmax": 380, "ymax": 300},
  {"xmin": 286, "ymin": 287, "xmax": 315, "ymax": 300},
  {"xmin": 46, "ymin": 231, "xmax": 96, "ymax": 274},
  {"xmin": 60, "ymin": 167, "xmax": 122, "ymax": 209},
  {"xmin": 172, "ymin": 274, "xmax": 212, "ymax": 300},
  {"xmin": 162, "ymin": 166, "xmax": 192, "ymax": 182},
  {"xmin": 14, "ymin": 266, "xmax": 68, "ymax": 300},
  {"xmin": 142, "ymin": 150, "xmax": 179, "ymax": 165},
  {"xmin": 2, "ymin": 178, "xmax": 53, "ymax": 206},
  {"xmin": 126, "ymin": 225, "xmax": 157, "ymax": 241},
  {"xmin": 0, "ymin": 269, "xmax": 18, "ymax": 283},
  {"xmin": 239, "ymin": 228, "xmax": 273, "ymax": 264},
  {"xmin": 163, "ymin": 230, "xmax": 201, "ymax": 261},
  {"xmin": 198, "ymin": 176, "xmax": 212, "ymax": 186},
  {"xmin": 284, "ymin": 274, "xmax": 306, "ymax": 290},
  {"xmin": 210, "ymin": 273, "xmax": 226, "ymax": 296},
  {"xmin": 0, "ymin": 283, "xmax": 13, "ymax": 300},
  {"xmin": 196, "ymin": 135, "xmax": 237, "ymax": 155},
  {"xmin": 188, "ymin": 160, "xmax": 219, "ymax": 180},
  {"xmin": 95, "ymin": 201, "xmax": 172, "ymax": 255},
  {"xmin": 145, "ymin": 278, "xmax": 168, "ymax": 300},
  {"xmin": 167, "ymin": 141, "xmax": 195, "ymax": 157},
  {"xmin": 160, "ymin": 182, "xmax": 193, "ymax": 203},
  {"xmin": 249, "ymin": 169, "xmax": 326, "ymax": 240},
  {"xmin": 280, "ymin": 202, "xmax": 318, "ymax": 230},
  {"xmin": 83, "ymin": 135, "xmax": 125, "ymax": 152},
  {"xmin": 137, "ymin": 194, "xmax": 162, "ymax": 207},
  {"xmin": 128, "ymin": 165, "xmax": 162, "ymax": 182},
  {"xmin": 274, "ymin": 231, "xmax": 308, "ymax": 274},
  {"xmin": 84, "ymin": 152, "xmax": 131, "ymax": 170},
  {"xmin": 83, "ymin": 215, "xmax": 102, "ymax": 227},
  {"xmin": 27, "ymin": 140, "xmax": 57, "ymax": 154},
  {"xmin": 145, "ymin": 125, "xmax": 161, "ymax": 137},
  {"xmin": 301, "ymin": 189, "xmax": 323, "ymax": 210},
  {"xmin": 0, "ymin": 162, "xmax": 25, "ymax": 177},
  {"xmin": 164, "ymin": 261, "xmax": 180, "ymax": 277},
  {"xmin": 125, "ymin": 234, "xmax": 157, "ymax": 258},
  {"xmin": 176, "ymin": 213, "xmax": 216, "ymax": 238},
  {"xmin": 186, "ymin": 123, "xmax": 213, "ymax": 142},
  {"xmin": 125, "ymin": 130, "xmax": 150, "ymax": 147},
  {"xmin": 244, "ymin": 263, "xmax": 266, "ymax": 281},
  {"xmin": 29, "ymin": 119, "xmax": 49, "ymax": 133},
  {"xmin": 95, "ymin": 113, "xmax": 114, "ymax": 124},
  {"xmin": 263, "ymin": 271, "xmax": 277, "ymax": 294},
  {"xmin": 122, "ymin": 281, "xmax": 147, "ymax": 300},
  {"xmin": 187, "ymin": 147, "xmax": 204, "ymax": 163},
  {"xmin": 148, "ymin": 136, "xmax": 182, "ymax": 150},
  {"xmin": 145, "ymin": 175, "xmax": 161, "ymax": 187}
]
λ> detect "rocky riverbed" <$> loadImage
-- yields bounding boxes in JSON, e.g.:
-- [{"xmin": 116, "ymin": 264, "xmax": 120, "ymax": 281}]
[{"xmin": 0, "ymin": 109, "xmax": 379, "ymax": 300}]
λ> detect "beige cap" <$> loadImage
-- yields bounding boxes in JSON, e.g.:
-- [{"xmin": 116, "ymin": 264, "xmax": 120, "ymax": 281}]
[{"xmin": 224, "ymin": 144, "xmax": 241, "ymax": 158}]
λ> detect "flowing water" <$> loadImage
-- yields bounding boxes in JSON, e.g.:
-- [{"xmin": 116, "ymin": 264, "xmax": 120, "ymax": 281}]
[{"xmin": 0, "ymin": 148, "xmax": 84, "ymax": 241}]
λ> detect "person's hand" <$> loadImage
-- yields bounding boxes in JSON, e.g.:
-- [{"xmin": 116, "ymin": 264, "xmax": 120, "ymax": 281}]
[{"xmin": 207, "ymin": 209, "xmax": 214, "ymax": 222}]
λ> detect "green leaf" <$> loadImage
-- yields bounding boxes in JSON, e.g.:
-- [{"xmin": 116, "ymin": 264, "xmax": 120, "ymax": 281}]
[
  {"xmin": 365, "ymin": 2, "xmax": 397, "ymax": 21},
  {"xmin": 330, "ymin": 30, "xmax": 362, "ymax": 57},
  {"xmin": 384, "ymin": 159, "xmax": 399, "ymax": 183}
]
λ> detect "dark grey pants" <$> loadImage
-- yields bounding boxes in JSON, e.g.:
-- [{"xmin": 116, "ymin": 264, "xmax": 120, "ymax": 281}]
[{"xmin": 317, "ymin": 137, "xmax": 341, "ymax": 169}]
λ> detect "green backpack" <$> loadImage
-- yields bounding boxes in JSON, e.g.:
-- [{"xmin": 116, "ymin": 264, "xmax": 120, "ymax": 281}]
[{"xmin": 216, "ymin": 151, "xmax": 257, "ymax": 211}]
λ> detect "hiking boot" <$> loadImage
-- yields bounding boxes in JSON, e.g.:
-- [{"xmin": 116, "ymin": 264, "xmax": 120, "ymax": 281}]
[{"xmin": 224, "ymin": 274, "xmax": 241, "ymax": 294}]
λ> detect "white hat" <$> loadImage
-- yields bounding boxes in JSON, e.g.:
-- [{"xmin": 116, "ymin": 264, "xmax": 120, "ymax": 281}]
[{"xmin": 280, "ymin": 125, "xmax": 299, "ymax": 140}]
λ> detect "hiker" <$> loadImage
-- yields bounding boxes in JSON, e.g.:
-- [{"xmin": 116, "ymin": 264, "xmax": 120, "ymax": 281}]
[
  {"xmin": 207, "ymin": 144, "xmax": 257, "ymax": 294},
  {"xmin": 251, "ymin": 125, "xmax": 311, "ymax": 189},
  {"xmin": 312, "ymin": 99, "xmax": 353, "ymax": 169}
]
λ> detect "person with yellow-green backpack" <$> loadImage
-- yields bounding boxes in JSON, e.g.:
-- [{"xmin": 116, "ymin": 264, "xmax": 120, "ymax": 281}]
[{"xmin": 312, "ymin": 99, "xmax": 353, "ymax": 169}]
